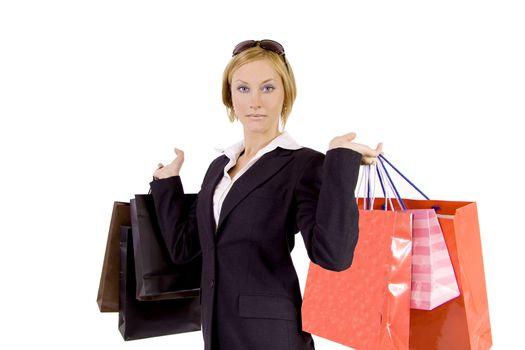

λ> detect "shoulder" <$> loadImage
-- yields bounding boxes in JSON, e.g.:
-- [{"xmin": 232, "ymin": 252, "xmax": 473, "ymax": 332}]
[
  {"xmin": 288, "ymin": 147, "xmax": 325, "ymax": 170},
  {"xmin": 294, "ymin": 147, "xmax": 362, "ymax": 163},
  {"xmin": 289, "ymin": 146, "xmax": 325, "ymax": 161},
  {"xmin": 275, "ymin": 147, "xmax": 326, "ymax": 180},
  {"xmin": 289, "ymin": 147, "xmax": 363, "ymax": 171}
]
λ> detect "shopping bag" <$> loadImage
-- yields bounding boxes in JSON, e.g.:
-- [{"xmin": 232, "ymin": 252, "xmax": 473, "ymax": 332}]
[
  {"xmin": 408, "ymin": 199, "xmax": 492, "ymax": 350},
  {"xmin": 97, "ymin": 201, "xmax": 130, "ymax": 312},
  {"xmin": 130, "ymin": 194, "xmax": 201, "ymax": 301},
  {"xmin": 118, "ymin": 225, "xmax": 201, "ymax": 341},
  {"xmin": 377, "ymin": 155, "xmax": 492, "ymax": 349},
  {"xmin": 406, "ymin": 208, "xmax": 460, "ymax": 310},
  {"xmin": 361, "ymin": 198, "xmax": 492, "ymax": 349},
  {"xmin": 377, "ymin": 156, "xmax": 461, "ymax": 310},
  {"xmin": 301, "ymin": 208, "xmax": 413, "ymax": 350}
]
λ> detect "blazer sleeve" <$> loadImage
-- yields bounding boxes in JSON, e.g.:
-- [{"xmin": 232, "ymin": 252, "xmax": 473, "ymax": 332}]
[
  {"xmin": 294, "ymin": 147, "xmax": 362, "ymax": 272},
  {"xmin": 149, "ymin": 175, "xmax": 201, "ymax": 265}
]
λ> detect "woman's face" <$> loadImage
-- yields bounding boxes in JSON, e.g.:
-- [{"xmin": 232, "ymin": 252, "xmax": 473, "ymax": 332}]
[{"xmin": 231, "ymin": 59, "xmax": 284, "ymax": 134}]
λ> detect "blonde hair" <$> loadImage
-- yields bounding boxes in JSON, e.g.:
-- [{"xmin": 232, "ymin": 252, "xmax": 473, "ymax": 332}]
[{"xmin": 222, "ymin": 45, "xmax": 297, "ymax": 131}]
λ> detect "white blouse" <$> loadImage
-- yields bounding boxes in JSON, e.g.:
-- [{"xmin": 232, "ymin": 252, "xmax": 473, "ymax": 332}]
[{"xmin": 212, "ymin": 131, "xmax": 303, "ymax": 230}]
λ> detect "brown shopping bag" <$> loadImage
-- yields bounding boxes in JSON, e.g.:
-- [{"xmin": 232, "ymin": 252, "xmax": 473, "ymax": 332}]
[
  {"xmin": 96, "ymin": 201, "xmax": 130, "ymax": 312},
  {"xmin": 301, "ymin": 208, "xmax": 413, "ymax": 350}
]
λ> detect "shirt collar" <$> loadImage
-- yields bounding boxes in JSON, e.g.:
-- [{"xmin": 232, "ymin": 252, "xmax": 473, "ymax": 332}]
[{"xmin": 214, "ymin": 131, "xmax": 303, "ymax": 160}]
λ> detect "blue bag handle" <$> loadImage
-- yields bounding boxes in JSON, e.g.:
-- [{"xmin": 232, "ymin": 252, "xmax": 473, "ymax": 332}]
[{"xmin": 376, "ymin": 154, "xmax": 436, "ymax": 211}]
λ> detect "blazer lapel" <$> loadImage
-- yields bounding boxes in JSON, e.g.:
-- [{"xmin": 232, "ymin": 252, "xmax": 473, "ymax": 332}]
[
  {"xmin": 216, "ymin": 147, "xmax": 294, "ymax": 235},
  {"xmin": 199, "ymin": 156, "xmax": 229, "ymax": 241},
  {"xmin": 199, "ymin": 147, "xmax": 294, "ymax": 243}
]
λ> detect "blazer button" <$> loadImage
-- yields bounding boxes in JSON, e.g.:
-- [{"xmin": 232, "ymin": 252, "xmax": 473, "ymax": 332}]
[{"xmin": 210, "ymin": 279, "xmax": 214, "ymax": 288}]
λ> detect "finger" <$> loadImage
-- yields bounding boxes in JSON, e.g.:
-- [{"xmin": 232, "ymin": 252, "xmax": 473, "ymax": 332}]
[
  {"xmin": 362, "ymin": 156, "xmax": 377, "ymax": 165},
  {"xmin": 362, "ymin": 142, "xmax": 382, "ymax": 157},
  {"xmin": 375, "ymin": 142, "xmax": 383, "ymax": 155},
  {"xmin": 344, "ymin": 132, "xmax": 357, "ymax": 141}
]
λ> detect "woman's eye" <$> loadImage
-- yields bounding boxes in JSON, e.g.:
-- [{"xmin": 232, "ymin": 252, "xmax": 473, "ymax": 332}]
[{"xmin": 237, "ymin": 85, "xmax": 274, "ymax": 93}]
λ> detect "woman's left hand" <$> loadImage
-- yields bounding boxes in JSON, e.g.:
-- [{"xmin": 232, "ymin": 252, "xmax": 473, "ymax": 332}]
[{"xmin": 328, "ymin": 132, "xmax": 383, "ymax": 165}]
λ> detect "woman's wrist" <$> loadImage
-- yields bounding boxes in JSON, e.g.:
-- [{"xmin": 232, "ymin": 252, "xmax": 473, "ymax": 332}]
[
  {"xmin": 153, "ymin": 173, "xmax": 179, "ymax": 181},
  {"xmin": 328, "ymin": 144, "xmax": 362, "ymax": 155}
]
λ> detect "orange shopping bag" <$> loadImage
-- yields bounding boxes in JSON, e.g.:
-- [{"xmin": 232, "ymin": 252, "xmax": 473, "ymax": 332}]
[
  {"xmin": 302, "ymin": 156, "xmax": 492, "ymax": 350},
  {"xmin": 376, "ymin": 155, "xmax": 492, "ymax": 349},
  {"xmin": 301, "ymin": 207, "xmax": 413, "ymax": 350},
  {"xmin": 405, "ymin": 199, "xmax": 492, "ymax": 350},
  {"xmin": 358, "ymin": 198, "xmax": 492, "ymax": 350}
]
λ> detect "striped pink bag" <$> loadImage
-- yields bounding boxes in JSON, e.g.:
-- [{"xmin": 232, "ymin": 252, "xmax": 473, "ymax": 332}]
[
  {"xmin": 375, "ymin": 155, "xmax": 460, "ymax": 310},
  {"xmin": 406, "ymin": 209, "xmax": 460, "ymax": 310}
]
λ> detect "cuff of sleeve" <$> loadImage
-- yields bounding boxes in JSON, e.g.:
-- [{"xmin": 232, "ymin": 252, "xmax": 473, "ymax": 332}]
[
  {"xmin": 149, "ymin": 175, "xmax": 183, "ymax": 193},
  {"xmin": 325, "ymin": 147, "xmax": 362, "ymax": 191},
  {"xmin": 326, "ymin": 147, "xmax": 363, "ymax": 164}
]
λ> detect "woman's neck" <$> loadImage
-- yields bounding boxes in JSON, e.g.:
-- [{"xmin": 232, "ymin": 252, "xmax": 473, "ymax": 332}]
[{"xmin": 242, "ymin": 130, "xmax": 282, "ymax": 158}]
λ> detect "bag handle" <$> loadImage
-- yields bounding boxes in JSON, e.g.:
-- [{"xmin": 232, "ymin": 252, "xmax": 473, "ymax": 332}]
[
  {"xmin": 377, "ymin": 157, "xmax": 408, "ymax": 210},
  {"xmin": 378, "ymin": 155, "xmax": 441, "ymax": 211},
  {"xmin": 376, "ymin": 158, "xmax": 400, "ymax": 211},
  {"xmin": 357, "ymin": 163, "xmax": 397, "ymax": 211},
  {"xmin": 356, "ymin": 165, "xmax": 376, "ymax": 210},
  {"xmin": 378, "ymin": 155, "xmax": 429, "ymax": 200}
]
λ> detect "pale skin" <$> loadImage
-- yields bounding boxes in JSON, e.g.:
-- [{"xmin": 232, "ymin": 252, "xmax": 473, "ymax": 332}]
[{"xmin": 154, "ymin": 59, "xmax": 383, "ymax": 180}]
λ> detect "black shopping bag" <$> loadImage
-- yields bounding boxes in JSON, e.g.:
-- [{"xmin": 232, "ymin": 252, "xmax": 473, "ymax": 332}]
[
  {"xmin": 130, "ymin": 194, "xmax": 201, "ymax": 301},
  {"xmin": 118, "ymin": 225, "xmax": 201, "ymax": 341}
]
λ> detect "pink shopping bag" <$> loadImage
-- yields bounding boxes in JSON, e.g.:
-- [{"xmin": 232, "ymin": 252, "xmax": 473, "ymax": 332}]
[{"xmin": 407, "ymin": 209, "xmax": 460, "ymax": 310}]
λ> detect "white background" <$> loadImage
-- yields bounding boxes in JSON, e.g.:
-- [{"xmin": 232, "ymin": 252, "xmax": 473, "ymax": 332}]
[{"xmin": 1, "ymin": 1, "xmax": 523, "ymax": 349}]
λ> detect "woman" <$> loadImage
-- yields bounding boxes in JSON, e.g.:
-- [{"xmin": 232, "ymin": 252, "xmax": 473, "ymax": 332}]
[{"xmin": 150, "ymin": 39, "xmax": 383, "ymax": 350}]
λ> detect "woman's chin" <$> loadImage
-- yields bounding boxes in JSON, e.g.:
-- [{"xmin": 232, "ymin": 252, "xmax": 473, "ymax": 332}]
[{"xmin": 243, "ymin": 126, "xmax": 274, "ymax": 134}]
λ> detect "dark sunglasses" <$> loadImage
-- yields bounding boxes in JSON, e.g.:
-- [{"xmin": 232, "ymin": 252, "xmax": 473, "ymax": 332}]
[{"xmin": 232, "ymin": 39, "xmax": 286, "ymax": 57}]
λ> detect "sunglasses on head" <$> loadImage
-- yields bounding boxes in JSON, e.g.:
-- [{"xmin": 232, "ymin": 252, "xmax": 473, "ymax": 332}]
[{"xmin": 232, "ymin": 39, "xmax": 286, "ymax": 57}]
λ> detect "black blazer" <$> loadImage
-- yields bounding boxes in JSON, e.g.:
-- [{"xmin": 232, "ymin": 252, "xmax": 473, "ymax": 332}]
[{"xmin": 150, "ymin": 146, "xmax": 362, "ymax": 350}]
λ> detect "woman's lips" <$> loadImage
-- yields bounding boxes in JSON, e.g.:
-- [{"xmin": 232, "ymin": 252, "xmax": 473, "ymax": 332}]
[{"xmin": 247, "ymin": 114, "xmax": 265, "ymax": 118}]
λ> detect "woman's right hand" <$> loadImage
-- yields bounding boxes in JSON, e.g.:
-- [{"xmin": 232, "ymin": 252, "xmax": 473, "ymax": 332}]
[{"xmin": 153, "ymin": 147, "xmax": 185, "ymax": 180}]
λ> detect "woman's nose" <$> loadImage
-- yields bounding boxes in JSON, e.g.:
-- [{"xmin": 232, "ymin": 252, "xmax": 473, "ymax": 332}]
[{"xmin": 250, "ymin": 90, "xmax": 262, "ymax": 109}]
